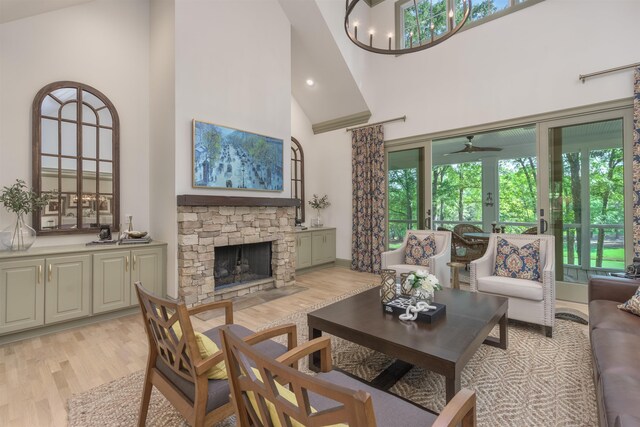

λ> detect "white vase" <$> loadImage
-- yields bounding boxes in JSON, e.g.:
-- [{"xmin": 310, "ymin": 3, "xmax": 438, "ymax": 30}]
[{"xmin": 1, "ymin": 213, "xmax": 36, "ymax": 251}]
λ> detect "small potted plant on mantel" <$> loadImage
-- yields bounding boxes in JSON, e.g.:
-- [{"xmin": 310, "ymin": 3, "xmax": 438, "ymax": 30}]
[
  {"xmin": 308, "ymin": 194, "xmax": 330, "ymax": 228},
  {"xmin": 0, "ymin": 179, "xmax": 53, "ymax": 251}
]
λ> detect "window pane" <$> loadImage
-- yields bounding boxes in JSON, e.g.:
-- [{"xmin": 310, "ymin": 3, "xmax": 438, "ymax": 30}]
[
  {"xmin": 41, "ymin": 95, "xmax": 60, "ymax": 117},
  {"xmin": 82, "ymin": 90, "xmax": 105, "ymax": 109},
  {"xmin": 470, "ymin": 0, "xmax": 498, "ymax": 21},
  {"xmin": 498, "ymin": 157, "xmax": 537, "ymax": 233},
  {"xmin": 61, "ymin": 122, "xmax": 77, "ymax": 156},
  {"xmin": 83, "ymin": 160, "xmax": 97, "ymax": 193},
  {"xmin": 41, "ymin": 156, "xmax": 59, "ymax": 192},
  {"xmin": 41, "ymin": 118, "xmax": 58, "ymax": 155},
  {"xmin": 82, "ymin": 104, "xmax": 97, "ymax": 125},
  {"xmin": 83, "ymin": 125, "xmax": 97, "ymax": 158},
  {"xmin": 589, "ymin": 148, "xmax": 624, "ymax": 269},
  {"xmin": 561, "ymin": 152, "xmax": 581, "ymax": 267},
  {"xmin": 388, "ymin": 149, "xmax": 421, "ymax": 248},
  {"xmin": 432, "ymin": 161, "xmax": 482, "ymax": 227},
  {"xmin": 99, "ymin": 128, "xmax": 113, "ymax": 160},
  {"xmin": 60, "ymin": 157, "xmax": 77, "ymax": 193},
  {"xmin": 61, "ymin": 102, "xmax": 76, "ymax": 121},
  {"xmin": 98, "ymin": 108, "xmax": 112, "ymax": 127},
  {"xmin": 99, "ymin": 161, "xmax": 113, "ymax": 194},
  {"xmin": 51, "ymin": 88, "xmax": 77, "ymax": 103},
  {"xmin": 80, "ymin": 193, "xmax": 97, "ymax": 228}
]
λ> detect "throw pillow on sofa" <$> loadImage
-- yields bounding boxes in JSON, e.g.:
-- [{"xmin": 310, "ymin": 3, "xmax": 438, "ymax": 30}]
[
  {"xmin": 494, "ymin": 237, "xmax": 541, "ymax": 281},
  {"xmin": 404, "ymin": 233, "xmax": 436, "ymax": 266},
  {"xmin": 618, "ymin": 286, "xmax": 640, "ymax": 316}
]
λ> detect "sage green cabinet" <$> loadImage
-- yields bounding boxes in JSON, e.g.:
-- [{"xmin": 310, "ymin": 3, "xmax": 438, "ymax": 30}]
[
  {"xmin": 93, "ymin": 250, "xmax": 131, "ymax": 314},
  {"xmin": 296, "ymin": 233, "xmax": 313, "ymax": 269},
  {"xmin": 295, "ymin": 228, "xmax": 336, "ymax": 270},
  {"xmin": 0, "ymin": 259, "xmax": 45, "ymax": 334},
  {"xmin": 130, "ymin": 246, "xmax": 165, "ymax": 306},
  {"xmin": 45, "ymin": 254, "xmax": 91, "ymax": 324}
]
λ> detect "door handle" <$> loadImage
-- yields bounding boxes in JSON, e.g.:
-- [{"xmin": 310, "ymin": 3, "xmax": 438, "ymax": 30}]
[
  {"xmin": 126, "ymin": 256, "xmax": 129, "ymax": 272},
  {"xmin": 539, "ymin": 218, "xmax": 548, "ymax": 234},
  {"xmin": 38, "ymin": 265, "xmax": 42, "ymax": 284},
  {"xmin": 133, "ymin": 255, "xmax": 137, "ymax": 270},
  {"xmin": 425, "ymin": 209, "xmax": 431, "ymax": 230},
  {"xmin": 48, "ymin": 264, "xmax": 52, "ymax": 282}
]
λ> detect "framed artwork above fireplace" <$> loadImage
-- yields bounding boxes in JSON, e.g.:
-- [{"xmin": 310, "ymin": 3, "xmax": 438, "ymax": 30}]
[{"xmin": 192, "ymin": 119, "xmax": 283, "ymax": 192}]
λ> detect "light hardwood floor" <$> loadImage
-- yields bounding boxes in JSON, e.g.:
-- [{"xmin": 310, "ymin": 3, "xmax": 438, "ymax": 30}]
[{"xmin": 0, "ymin": 266, "xmax": 587, "ymax": 426}]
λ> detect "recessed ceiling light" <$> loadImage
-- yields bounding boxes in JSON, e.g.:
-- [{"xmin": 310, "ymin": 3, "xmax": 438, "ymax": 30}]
[{"xmin": 306, "ymin": 79, "xmax": 315, "ymax": 87}]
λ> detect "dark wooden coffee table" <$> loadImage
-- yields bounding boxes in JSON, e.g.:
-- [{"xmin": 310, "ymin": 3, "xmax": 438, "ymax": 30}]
[{"xmin": 308, "ymin": 287, "xmax": 508, "ymax": 403}]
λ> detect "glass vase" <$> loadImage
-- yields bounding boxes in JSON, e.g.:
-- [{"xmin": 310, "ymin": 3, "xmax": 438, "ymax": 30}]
[
  {"xmin": 412, "ymin": 287, "xmax": 434, "ymax": 305},
  {"xmin": 1, "ymin": 213, "xmax": 36, "ymax": 251},
  {"xmin": 312, "ymin": 209, "xmax": 323, "ymax": 228}
]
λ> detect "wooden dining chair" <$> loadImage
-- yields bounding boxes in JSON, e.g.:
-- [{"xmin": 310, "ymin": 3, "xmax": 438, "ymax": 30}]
[
  {"xmin": 134, "ymin": 282, "xmax": 297, "ymax": 427},
  {"xmin": 220, "ymin": 325, "xmax": 477, "ymax": 427}
]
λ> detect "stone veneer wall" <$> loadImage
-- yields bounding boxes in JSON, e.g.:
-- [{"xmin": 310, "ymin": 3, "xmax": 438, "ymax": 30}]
[{"xmin": 177, "ymin": 205, "xmax": 297, "ymax": 306}]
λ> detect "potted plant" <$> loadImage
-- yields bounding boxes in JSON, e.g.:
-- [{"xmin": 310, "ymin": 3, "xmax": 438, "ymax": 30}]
[
  {"xmin": 308, "ymin": 194, "xmax": 330, "ymax": 228},
  {"xmin": 403, "ymin": 269, "xmax": 442, "ymax": 303},
  {"xmin": 0, "ymin": 179, "xmax": 53, "ymax": 250}
]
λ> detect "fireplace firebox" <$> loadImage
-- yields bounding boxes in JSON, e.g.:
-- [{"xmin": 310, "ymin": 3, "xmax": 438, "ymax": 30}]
[{"xmin": 214, "ymin": 242, "xmax": 272, "ymax": 289}]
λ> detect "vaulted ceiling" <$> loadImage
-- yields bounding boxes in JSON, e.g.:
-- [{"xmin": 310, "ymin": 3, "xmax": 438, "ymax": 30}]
[{"xmin": 0, "ymin": 0, "xmax": 96, "ymax": 23}]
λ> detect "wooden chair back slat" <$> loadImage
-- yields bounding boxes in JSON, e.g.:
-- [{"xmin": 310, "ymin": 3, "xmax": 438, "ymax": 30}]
[
  {"xmin": 221, "ymin": 326, "xmax": 375, "ymax": 426},
  {"xmin": 135, "ymin": 282, "xmax": 198, "ymax": 383}
]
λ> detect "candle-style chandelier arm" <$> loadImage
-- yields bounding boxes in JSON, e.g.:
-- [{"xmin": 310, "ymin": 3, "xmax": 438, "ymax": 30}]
[{"xmin": 344, "ymin": 0, "xmax": 471, "ymax": 55}]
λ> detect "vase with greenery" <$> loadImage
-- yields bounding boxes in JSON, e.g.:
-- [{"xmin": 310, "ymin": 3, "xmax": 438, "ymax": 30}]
[
  {"xmin": 0, "ymin": 180, "xmax": 52, "ymax": 251},
  {"xmin": 308, "ymin": 194, "xmax": 330, "ymax": 228}
]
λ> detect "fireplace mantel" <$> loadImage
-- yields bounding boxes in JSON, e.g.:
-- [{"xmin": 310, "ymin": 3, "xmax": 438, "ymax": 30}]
[{"xmin": 177, "ymin": 194, "xmax": 300, "ymax": 207}]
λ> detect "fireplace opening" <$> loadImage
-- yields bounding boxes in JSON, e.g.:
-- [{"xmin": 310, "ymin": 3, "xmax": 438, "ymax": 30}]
[{"xmin": 214, "ymin": 242, "xmax": 272, "ymax": 289}]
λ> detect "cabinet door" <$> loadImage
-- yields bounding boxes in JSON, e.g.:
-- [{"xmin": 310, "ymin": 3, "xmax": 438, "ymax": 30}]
[
  {"xmin": 130, "ymin": 247, "xmax": 164, "ymax": 306},
  {"xmin": 0, "ymin": 259, "xmax": 45, "ymax": 335},
  {"xmin": 323, "ymin": 230, "xmax": 336, "ymax": 263},
  {"xmin": 297, "ymin": 234, "xmax": 313, "ymax": 269},
  {"xmin": 93, "ymin": 251, "xmax": 131, "ymax": 314},
  {"xmin": 311, "ymin": 232, "xmax": 326, "ymax": 265},
  {"xmin": 45, "ymin": 254, "xmax": 91, "ymax": 324}
]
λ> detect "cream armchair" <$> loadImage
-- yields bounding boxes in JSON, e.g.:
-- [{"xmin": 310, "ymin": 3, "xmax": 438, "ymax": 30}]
[
  {"xmin": 382, "ymin": 230, "xmax": 451, "ymax": 287},
  {"xmin": 470, "ymin": 234, "xmax": 555, "ymax": 337}
]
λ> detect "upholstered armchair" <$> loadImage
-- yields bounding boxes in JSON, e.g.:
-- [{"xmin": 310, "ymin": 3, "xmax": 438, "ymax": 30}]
[
  {"xmin": 381, "ymin": 230, "xmax": 451, "ymax": 287},
  {"xmin": 470, "ymin": 234, "xmax": 555, "ymax": 337}
]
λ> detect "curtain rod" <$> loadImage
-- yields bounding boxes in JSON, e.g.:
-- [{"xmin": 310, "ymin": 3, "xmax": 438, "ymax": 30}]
[
  {"xmin": 346, "ymin": 115, "xmax": 406, "ymax": 132},
  {"xmin": 579, "ymin": 62, "xmax": 640, "ymax": 83}
]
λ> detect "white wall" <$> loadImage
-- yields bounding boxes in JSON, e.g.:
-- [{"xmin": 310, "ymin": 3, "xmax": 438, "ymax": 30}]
[
  {"xmin": 149, "ymin": 0, "xmax": 177, "ymax": 295},
  {"xmin": 362, "ymin": 0, "xmax": 640, "ymax": 141},
  {"xmin": 174, "ymin": 0, "xmax": 291, "ymax": 198},
  {"xmin": 291, "ymin": 96, "xmax": 352, "ymax": 260},
  {"xmin": 307, "ymin": 0, "xmax": 640, "ymax": 263},
  {"xmin": 0, "ymin": 0, "xmax": 150, "ymax": 246}
]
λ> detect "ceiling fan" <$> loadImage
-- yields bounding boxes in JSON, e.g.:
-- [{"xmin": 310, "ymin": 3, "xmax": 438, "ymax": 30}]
[{"xmin": 444, "ymin": 135, "xmax": 503, "ymax": 156}]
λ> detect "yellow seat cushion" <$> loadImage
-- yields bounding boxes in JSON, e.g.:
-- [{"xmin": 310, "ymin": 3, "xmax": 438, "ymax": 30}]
[
  {"xmin": 248, "ymin": 367, "xmax": 346, "ymax": 427},
  {"xmin": 154, "ymin": 308, "xmax": 227, "ymax": 380}
]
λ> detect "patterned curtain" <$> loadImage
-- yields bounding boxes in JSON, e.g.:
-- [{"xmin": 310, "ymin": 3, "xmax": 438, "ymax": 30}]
[
  {"xmin": 351, "ymin": 125, "xmax": 386, "ymax": 273},
  {"xmin": 634, "ymin": 67, "xmax": 640, "ymax": 258}
]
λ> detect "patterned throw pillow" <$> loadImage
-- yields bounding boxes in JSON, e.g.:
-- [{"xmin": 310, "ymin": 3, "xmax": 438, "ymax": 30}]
[
  {"xmin": 494, "ymin": 237, "xmax": 541, "ymax": 282},
  {"xmin": 404, "ymin": 233, "xmax": 437, "ymax": 266},
  {"xmin": 618, "ymin": 287, "xmax": 640, "ymax": 317}
]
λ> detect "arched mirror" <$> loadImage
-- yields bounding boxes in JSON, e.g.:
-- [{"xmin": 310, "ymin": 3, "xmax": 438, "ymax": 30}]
[
  {"xmin": 291, "ymin": 137, "xmax": 305, "ymax": 223},
  {"xmin": 32, "ymin": 81, "xmax": 119, "ymax": 234}
]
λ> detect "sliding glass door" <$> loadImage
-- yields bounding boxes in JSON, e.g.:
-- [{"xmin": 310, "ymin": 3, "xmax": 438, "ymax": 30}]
[
  {"xmin": 386, "ymin": 144, "xmax": 429, "ymax": 249},
  {"xmin": 539, "ymin": 110, "xmax": 633, "ymax": 302}
]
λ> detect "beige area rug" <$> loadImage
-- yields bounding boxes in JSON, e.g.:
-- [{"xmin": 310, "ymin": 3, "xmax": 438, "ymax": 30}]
[{"xmin": 68, "ymin": 285, "xmax": 597, "ymax": 426}]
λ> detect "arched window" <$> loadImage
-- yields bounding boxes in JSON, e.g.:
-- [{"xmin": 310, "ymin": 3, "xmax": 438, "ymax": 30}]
[
  {"xmin": 291, "ymin": 137, "xmax": 305, "ymax": 223},
  {"xmin": 32, "ymin": 81, "xmax": 119, "ymax": 234}
]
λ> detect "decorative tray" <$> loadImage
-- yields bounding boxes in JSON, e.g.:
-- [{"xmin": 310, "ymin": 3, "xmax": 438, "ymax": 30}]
[{"xmin": 382, "ymin": 296, "xmax": 446, "ymax": 323}]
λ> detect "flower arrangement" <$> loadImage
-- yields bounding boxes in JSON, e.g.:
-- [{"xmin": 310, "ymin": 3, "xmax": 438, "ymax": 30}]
[
  {"xmin": 406, "ymin": 269, "xmax": 442, "ymax": 294},
  {"xmin": 308, "ymin": 194, "xmax": 330, "ymax": 210}
]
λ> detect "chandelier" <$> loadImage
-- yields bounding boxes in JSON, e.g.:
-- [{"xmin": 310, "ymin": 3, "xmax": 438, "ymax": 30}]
[{"xmin": 344, "ymin": 0, "xmax": 471, "ymax": 55}]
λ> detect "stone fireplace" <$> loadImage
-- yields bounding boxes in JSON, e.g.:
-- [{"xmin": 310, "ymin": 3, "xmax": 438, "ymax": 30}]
[{"xmin": 177, "ymin": 195, "xmax": 297, "ymax": 307}]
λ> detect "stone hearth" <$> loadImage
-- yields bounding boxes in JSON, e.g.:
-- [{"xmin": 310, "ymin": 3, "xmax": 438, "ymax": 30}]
[{"xmin": 177, "ymin": 201, "xmax": 296, "ymax": 307}]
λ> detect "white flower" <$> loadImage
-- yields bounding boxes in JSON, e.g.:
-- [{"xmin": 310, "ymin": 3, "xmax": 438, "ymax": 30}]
[
  {"xmin": 415, "ymin": 269, "xmax": 428, "ymax": 278},
  {"xmin": 407, "ymin": 274, "xmax": 415, "ymax": 282}
]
